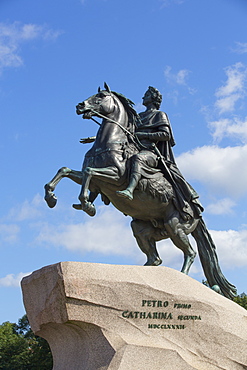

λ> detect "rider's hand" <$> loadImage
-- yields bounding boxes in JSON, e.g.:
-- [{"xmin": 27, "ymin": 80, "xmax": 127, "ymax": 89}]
[{"xmin": 80, "ymin": 136, "xmax": 96, "ymax": 144}]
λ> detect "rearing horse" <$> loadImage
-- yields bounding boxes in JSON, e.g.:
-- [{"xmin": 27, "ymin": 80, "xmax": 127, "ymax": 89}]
[{"xmin": 44, "ymin": 83, "xmax": 237, "ymax": 299}]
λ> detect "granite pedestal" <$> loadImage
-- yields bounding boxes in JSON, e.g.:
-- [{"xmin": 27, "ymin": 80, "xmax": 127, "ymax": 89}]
[{"xmin": 21, "ymin": 262, "xmax": 247, "ymax": 369}]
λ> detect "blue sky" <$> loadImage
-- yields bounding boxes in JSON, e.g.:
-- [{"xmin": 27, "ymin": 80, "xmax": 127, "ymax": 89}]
[{"xmin": 1, "ymin": 0, "xmax": 247, "ymax": 323}]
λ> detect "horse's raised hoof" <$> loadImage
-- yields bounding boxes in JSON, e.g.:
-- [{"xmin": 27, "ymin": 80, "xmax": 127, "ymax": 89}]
[
  {"xmin": 73, "ymin": 202, "xmax": 96, "ymax": 217},
  {"xmin": 44, "ymin": 185, "xmax": 57, "ymax": 208},
  {"xmin": 85, "ymin": 203, "xmax": 96, "ymax": 217},
  {"xmin": 144, "ymin": 257, "xmax": 162, "ymax": 266},
  {"xmin": 83, "ymin": 202, "xmax": 96, "ymax": 217},
  {"xmin": 116, "ymin": 189, "xmax": 133, "ymax": 201},
  {"xmin": 44, "ymin": 194, "xmax": 57, "ymax": 208}
]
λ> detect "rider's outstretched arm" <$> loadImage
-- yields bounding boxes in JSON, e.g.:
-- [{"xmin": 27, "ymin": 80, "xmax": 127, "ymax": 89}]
[{"xmin": 80, "ymin": 136, "xmax": 96, "ymax": 144}]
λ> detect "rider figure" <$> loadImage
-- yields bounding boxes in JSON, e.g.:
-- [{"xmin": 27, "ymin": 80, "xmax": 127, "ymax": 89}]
[{"xmin": 116, "ymin": 86, "xmax": 203, "ymax": 220}]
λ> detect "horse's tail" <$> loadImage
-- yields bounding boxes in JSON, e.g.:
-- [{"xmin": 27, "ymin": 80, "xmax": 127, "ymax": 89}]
[{"xmin": 192, "ymin": 218, "xmax": 237, "ymax": 300}]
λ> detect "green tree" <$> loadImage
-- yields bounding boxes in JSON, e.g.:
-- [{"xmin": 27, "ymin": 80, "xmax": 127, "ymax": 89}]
[
  {"xmin": 0, "ymin": 315, "xmax": 52, "ymax": 370},
  {"xmin": 0, "ymin": 321, "xmax": 30, "ymax": 369},
  {"xmin": 202, "ymin": 280, "xmax": 247, "ymax": 309},
  {"xmin": 234, "ymin": 293, "xmax": 247, "ymax": 310}
]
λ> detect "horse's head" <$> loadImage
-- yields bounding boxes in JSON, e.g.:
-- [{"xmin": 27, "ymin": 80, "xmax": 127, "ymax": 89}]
[{"xmin": 76, "ymin": 82, "xmax": 115, "ymax": 119}]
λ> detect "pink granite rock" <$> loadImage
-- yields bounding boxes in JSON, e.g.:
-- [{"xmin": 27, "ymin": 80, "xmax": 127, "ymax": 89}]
[{"xmin": 21, "ymin": 262, "xmax": 247, "ymax": 370}]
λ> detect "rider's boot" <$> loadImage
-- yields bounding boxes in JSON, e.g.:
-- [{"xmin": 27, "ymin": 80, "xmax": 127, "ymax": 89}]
[{"xmin": 116, "ymin": 173, "xmax": 140, "ymax": 201}]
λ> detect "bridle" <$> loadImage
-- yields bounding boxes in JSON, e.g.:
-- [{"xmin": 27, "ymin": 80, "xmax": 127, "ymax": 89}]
[
  {"xmin": 86, "ymin": 94, "xmax": 149, "ymax": 151},
  {"xmin": 90, "ymin": 109, "xmax": 136, "ymax": 139}
]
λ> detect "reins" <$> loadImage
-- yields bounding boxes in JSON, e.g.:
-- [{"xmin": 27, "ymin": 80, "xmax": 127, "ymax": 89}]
[
  {"xmin": 90, "ymin": 109, "xmax": 151, "ymax": 152},
  {"xmin": 90, "ymin": 109, "xmax": 136, "ymax": 139}
]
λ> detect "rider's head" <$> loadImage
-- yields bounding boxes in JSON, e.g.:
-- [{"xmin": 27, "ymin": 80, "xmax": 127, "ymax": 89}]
[{"xmin": 143, "ymin": 86, "xmax": 162, "ymax": 109}]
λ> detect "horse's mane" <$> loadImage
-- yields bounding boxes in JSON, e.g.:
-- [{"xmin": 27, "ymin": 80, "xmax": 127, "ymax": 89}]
[{"xmin": 112, "ymin": 91, "xmax": 141, "ymax": 134}]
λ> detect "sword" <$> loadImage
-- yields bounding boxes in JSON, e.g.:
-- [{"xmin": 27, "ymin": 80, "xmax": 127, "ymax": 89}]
[{"xmin": 151, "ymin": 143, "xmax": 188, "ymax": 212}]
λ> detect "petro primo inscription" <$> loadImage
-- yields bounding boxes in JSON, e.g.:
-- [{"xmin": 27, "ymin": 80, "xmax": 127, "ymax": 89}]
[{"xmin": 121, "ymin": 299, "xmax": 202, "ymax": 330}]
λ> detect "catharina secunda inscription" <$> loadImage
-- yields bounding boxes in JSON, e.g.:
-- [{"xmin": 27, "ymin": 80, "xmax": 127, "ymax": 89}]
[{"xmin": 122, "ymin": 298, "xmax": 202, "ymax": 330}]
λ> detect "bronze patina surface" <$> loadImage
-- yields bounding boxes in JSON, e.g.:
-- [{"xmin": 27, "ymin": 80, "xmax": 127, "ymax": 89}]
[{"xmin": 44, "ymin": 83, "xmax": 237, "ymax": 300}]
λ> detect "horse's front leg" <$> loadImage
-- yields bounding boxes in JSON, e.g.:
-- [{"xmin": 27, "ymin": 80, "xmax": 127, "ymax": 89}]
[
  {"xmin": 73, "ymin": 166, "xmax": 119, "ymax": 216},
  {"xmin": 44, "ymin": 167, "xmax": 83, "ymax": 208}
]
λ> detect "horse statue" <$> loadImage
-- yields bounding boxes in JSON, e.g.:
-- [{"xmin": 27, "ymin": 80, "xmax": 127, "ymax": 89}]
[{"xmin": 44, "ymin": 83, "xmax": 237, "ymax": 300}]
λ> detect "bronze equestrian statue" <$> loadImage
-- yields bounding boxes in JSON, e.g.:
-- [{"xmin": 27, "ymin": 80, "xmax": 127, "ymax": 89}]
[{"xmin": 44, "ymin": 83, "xmax": 237, "ymax": 300}]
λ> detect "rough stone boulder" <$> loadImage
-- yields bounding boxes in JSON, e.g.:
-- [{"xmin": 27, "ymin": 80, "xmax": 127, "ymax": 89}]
[{"xmin": 21, "ymin": 262, "xmax": 247, "ymax": 369}]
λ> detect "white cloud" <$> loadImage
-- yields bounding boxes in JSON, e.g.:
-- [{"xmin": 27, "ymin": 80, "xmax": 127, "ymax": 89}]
[
  {"xmin": 0, "ymin": 43, "xmax": 22, "ymax": 69},
  {"xmin": 164, "ymin": 65, "xmax": 196, "ymax": 96},
  {"xmin": 37, "ymin": 207, "xmax": 137, "ymax": 257},
  {"xmin": 158, "ymin": 239, "xmax": 184, "ymax": 266},
  {"xmin": 215, "ymin": 94, "xmax": 242, "ymax": 115},
  {"xmin": 208, "ymin": 118, "xmax": 231, "ymax": 142},
  {"xmin": 206, "ymin": 198, "xmax": 236, "ymax": 215},
  {"xmin": 0, "ymin": 22, "xmax": 62, "ymax": 74},
  {"xmin": 164, "ymin": 65, "xmax": 191, "ymax": 86},
  {"xmin": 7, "ymin": 194, "xmax": 44, "ymax": 222},
  {"xmin": 35, "ymin": 206, "xmax": 206, "ymax": 270},
  {"xmin": 232, "ymin": 42, "xmax": 247, "ymax": 54},
  {"xmin": 201, "ymin": 62, "xmax": 247, "ymax": 143},
  {"xmin": 0, "ymin": 224, "xmax": 20, "ymax": 244},
  {"xmin": 19, "ymin": 24, "xmax": 43, "ymax": 40},
  {"xmin": 160, "ymin": 0, "xmax": 185, "ymax": 7},
  {"xmin": 176, "ymin": 69, "xmax": 190, "ymax": 85},
  {"xmin": 0, "ymin": 272, "xmax": 31, "ymax": 287},
  {"xmin": 176, "ymin": 145, "xmax": 247, "ymax": 197},
  {"xmin": 209, "ymin": 117, "xmax": 247, "ymax": 143},
  {"xmin": 210, "ymin": 229, "xmax": 247, "ymax": 268},
  {"xmin": 153, "ymin": 225, "xmax": 247, "ymax": 272},
  {"xmin": 216, "ymin": 63, "xmax": 246, "ymax": 96},
  {"xmin": 185, "ymin": 228, "xmax": 247, "ymax": 275},
  {"xmin": 156, "ymin": 227, "xmax": 247, "ymax": 273},
  {"xmin": 214, "ymin": 62, "xmax": 247, "ymax": 114}
]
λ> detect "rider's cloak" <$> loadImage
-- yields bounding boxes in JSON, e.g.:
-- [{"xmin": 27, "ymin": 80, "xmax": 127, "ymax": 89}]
[{"xmin": 137, "ymin": 109, "xmax": 204, "ymax": 218}]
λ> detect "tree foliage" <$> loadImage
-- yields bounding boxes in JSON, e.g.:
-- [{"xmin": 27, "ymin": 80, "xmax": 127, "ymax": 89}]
[
  {"xmin": 0, "ymin": 315, "xmax": 52, "ymax": 370},
  {"xmin": 233, "ymin": 292, "xmax": 247, "ymax": 310},
  {"xmin": 202, "ymin": 280, "xmax": 247, "ymax": 310}
]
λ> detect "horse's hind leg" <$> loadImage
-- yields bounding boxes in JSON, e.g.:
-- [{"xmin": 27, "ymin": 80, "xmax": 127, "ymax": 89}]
[
  {"xmin": 172, "ymin": 233, "xmax": 196, "ymax": 275},
  {"xmin": 44, "ymin": 167, "xmax": 82, "ymax": 208},
  {"xmin": 165, "ymin": 216, "xmax": 196, "ymax": 275},
  {"xmin": 131, "ymin": 219, "xmax": 162, "ymax": 266}
]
